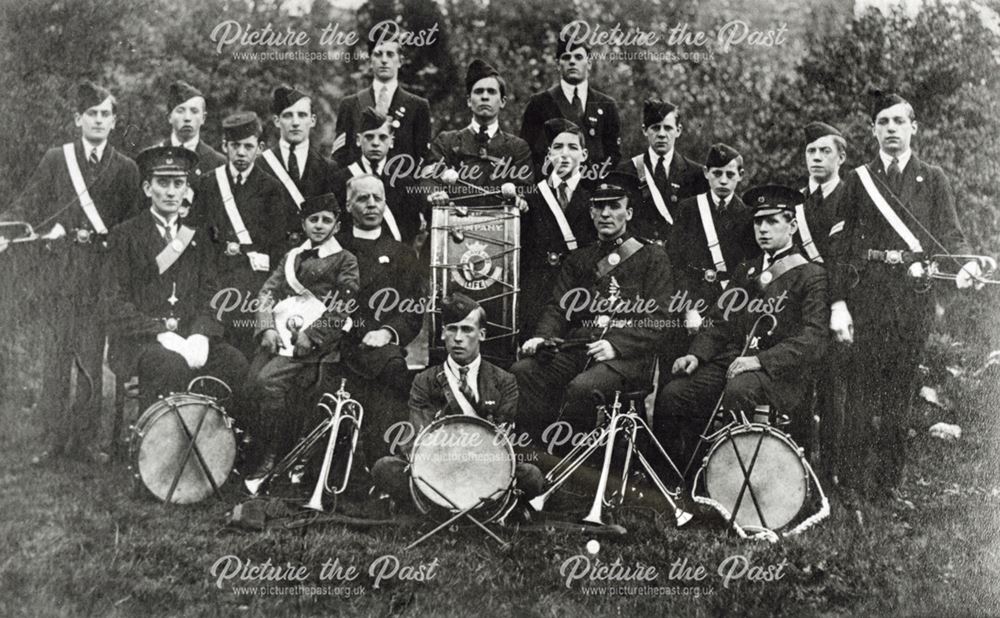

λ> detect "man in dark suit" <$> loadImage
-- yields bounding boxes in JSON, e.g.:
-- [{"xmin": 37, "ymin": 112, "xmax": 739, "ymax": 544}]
[
  {"xmin": 332, "ymin": 36, "xmax": 431, "ymax": 168},
  {"xmin": 512, "ymin": 172, "xmax": 674, "ymax": 441},
  {"xmin": 520, "ymin": 35, "xmax": 622, "ymax": 179},
  {"xmin": 667, "ymin": 144, "xmax": 759, "ymax": 338},
  {"xmin": 616, "ymin": 99, "xmax": 707, "ymax": 245},
  {"xmin": 425, "ymin": 59, "xmax": 533, "ymax": 208},
  {"xmin": 332, "ymin": 107, "xmax": 422, "ymax": 243},
  {"xmin": 520, "ymin": 118, "xmax": 597, "ymax": 336},
  {"xmin": 158, "ymin": 81, "xmax": 227, "ymax": 216},
  {"xmin": 371, "ymin": 293, "xmax": 544, "ymax": 505},
  {"xmin": 193, "ymin": 112, "xmax": 293, "ymax": 358},
  {"xmin": 336, "ymin": 174, "xmax": 424, "ymax": 460},
  {"xmin": 829, "ymin": 91, "xmax": 974, "ymax": 498},
  {"xmin": 261, "ymin": 85, "xmax": 338, "ymax": 220},
  {"xmin": 1, "ymin": 82, "xmax": 142, "ymax": 463},
  {"xmin": 654, "ymin": 185, "xmax": 830, "ymax": 484},
  {"xmin": 103, "ymin": 146, "xmax": 248, "ymax": 414}
]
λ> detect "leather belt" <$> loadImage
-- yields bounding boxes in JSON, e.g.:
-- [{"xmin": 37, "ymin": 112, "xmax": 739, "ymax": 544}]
[{"xmin": 862, "ymin": 249, "xmax": 921, "ymax": 265}]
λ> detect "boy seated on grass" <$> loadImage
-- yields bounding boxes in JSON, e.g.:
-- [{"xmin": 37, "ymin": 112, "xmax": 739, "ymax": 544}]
[{"xmin": 245, "ymin": 193, "xmax": 360, "ymax": 479}]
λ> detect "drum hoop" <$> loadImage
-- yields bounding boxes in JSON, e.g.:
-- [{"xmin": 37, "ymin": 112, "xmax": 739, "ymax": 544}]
[
  {"xmin": 132, "ymin": 393, "xmax": 226, "ymax": 436},
  {"xmin": 409, "ymin": 414, "xmax": 516, "ymax": 519}
]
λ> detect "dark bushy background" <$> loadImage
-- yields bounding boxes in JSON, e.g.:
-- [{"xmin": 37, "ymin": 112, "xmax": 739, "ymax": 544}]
[{"xmin": 1, "ymin": 0, "xmax": 998, "ymax": 406}]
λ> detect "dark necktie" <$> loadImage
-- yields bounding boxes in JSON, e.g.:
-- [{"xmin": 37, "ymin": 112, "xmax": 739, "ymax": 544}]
[
  {"xmin": 556, "ymin": 183, "xmax": 569, "ymax": 209},
  {"xmin": 287, "ymin": 148, "xmax": 300, "ymax": 180},
  {"xmin": 162, "ymin": 225, "xmax": 174, "ymax": 247},
  {"xmin": 652, "ymin": 156, "xmax": 668, "ymax": 193},
  {"xmin": 235, "ymin": 173, "xmax": 244, "ymax": 187},
  {"xmin": 88, "ymin": 148, "xmax": 99, "ymax": 166},
  {"xmin": 887, "ymin": 157, "xmax": 901, "ymax": 194},
  {"xmin": 571, "ymin": 86, "xmax": 583, "ymax": 121},
  {"xmin": 458, "ymin": 366, "xmax": 477, "ymax": 407},
  {"xmin": 476, "ymin": 124, "xmax": 490, "ymax": 146},
  {"xmin": 809, "ymin": 186, "xmax": 823, "ymax": 207}
]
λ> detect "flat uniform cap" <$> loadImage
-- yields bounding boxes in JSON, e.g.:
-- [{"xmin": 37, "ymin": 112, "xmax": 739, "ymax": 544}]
[
  {"xmin": 441, "ymin": 292, "xmax": 483, "ymax": 326},
  {"xmin": 543, "ymin": 118, "xmax": 582, "ymax": 144},
  {"xmin": 465, "ymin": 58, "xmax": 501, "ymax": 94},
  {"xmin": 803, "ymin": 121, "xmax": 842, "ymax": 144},
  {"xmin": 300, "ymin": 193, "xmax": 341, "ymax": 218},
  {"xmin": 272, "ymin": 85, "xmax": 309, "ymax": 115},
  {"xmin": 590, "ymin": 171, "xmax": 641, "ymax": 204},
  {"xmin": 76, "ymin": 81, "xmax": 112, "ymax": 113},
  {"xmin": 743, "ymin": 184, "xmax": 802, "ymax": 217},
  {"xmin": 221, "ymin": 111, "xmax": 262, "ymax": 141},
  {"xmin": 168, "ymin": 80, "xmax": 204, "ymax": 112},
  {"xmin": 704, "ymin": 143, "xmax": 741, "ymax": 169},
  {"xmin": 642, "ymin": 99, "xmax": 678, "ymax": 129},
  {"xmin": 136, "ymin": 145, "xmax": 199, "ymax": 178}
]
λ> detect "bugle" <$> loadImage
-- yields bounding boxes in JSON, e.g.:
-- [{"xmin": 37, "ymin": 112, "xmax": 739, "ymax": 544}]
[
  {"xmin": 925, "ymin": 254, "xmax": 1000, "ymax": 286},
  {"xmin": 0, "ymin": 221, "xmax": 38, "ymax": 244},
  {"xmin": 244, "ymin": 379, "xmax": 363, "ymax": 512}
]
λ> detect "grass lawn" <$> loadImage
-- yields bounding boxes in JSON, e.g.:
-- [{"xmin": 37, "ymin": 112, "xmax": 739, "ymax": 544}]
[{"xmin": 1, "ymin": 395, "xmax": 999, "ymax": 618}]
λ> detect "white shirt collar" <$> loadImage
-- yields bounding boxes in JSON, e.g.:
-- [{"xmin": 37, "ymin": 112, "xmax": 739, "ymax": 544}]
[
  {"xmin": 228, "ymin": 162, "xmax": 254, "ymax": 181},
  {"xmin": 470, "ymin": 119, "xmax": 499, "ymax": 138},
  {"xmin": 83, "ymin": 139, "xmax": 108, "ymax": 161},
  {"xmin": 360, "ymin": 157, "xmax": 385, "ymax": 175},
  {"xmin": 647, "ymin": 147, "xmax": 674, "ymax": 172},
  {"xmin": 372, "ymin": 78, "xmax": 398, "ymax": 100},
  {"xmin": 445, "ymin": 354, "xmax": 482, "ymax": 401},
  {"xmin": 763, "ymin": 238, "xmax": 795, "ymax": 267},
  {"xmin": 549, "ymin": 170, "xmax": 581, "ymax": 194},
  {"xmin": 807, "ymin": 175, "xmax": 841, "ymax": 199},
  {"xmin": 560, "ymin": 79, "xmax": 588, "ymax": 109},
  {"xmin": 280, "ymin": 138, "xmax": 309, "ymax": 156},
  {"xmin": 169, "ymin": 134, "xmax": 199, "ymax": 151},
  {"xmin": 711, "ymin": 191, "xmax": 728, "ymax": 210},
  {"xmin": 352, "ymin": 226, "xmax": 382, "ymax": 240},
  {"xmin": 300, "ymin": 237, "xmax": 343, "ymax": 259},
  {"xmin": 149, "ymin": 207, "xmax": 179, "ymax": 231},
  {"xmin": 880, "ymin": 149, "xmax": 911, "ymax": 173}
]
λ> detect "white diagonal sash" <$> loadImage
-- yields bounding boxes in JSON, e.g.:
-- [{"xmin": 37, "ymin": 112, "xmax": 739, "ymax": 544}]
[
  {"xmin": 444, "ymin": 368, "xmax": 478, "ymax": 417},
  {"xmin": 696, "ymin": 193, "xmax": 728, "ymax": 287},
  {"xmin": 155, "ymin": 225, "xmax": 195, "ymax": 275},
  {"xmin": 855, "ymin": 165, "xmax": 923, "ymax": 253},
  {"xmin": 215, "ymin": 167, "xmax": 252, "ymax": 245},
  {"xmin": 633, "ymin": 155, "xmax": 672, "ymax": 224},
  {"xmin": 62, "ymin": 143, "xmax": 108, "ymax": 234},
  {"xmin": 262, "ymin": 149, "xmax": 305, "ymax": 209},
  {"xmin": 537, "ymin": 180, "xmax": 577, "ymax": 251},
  {"xmin": 794, "ymin": 203, "xmax": 823, "ymax": 263}
]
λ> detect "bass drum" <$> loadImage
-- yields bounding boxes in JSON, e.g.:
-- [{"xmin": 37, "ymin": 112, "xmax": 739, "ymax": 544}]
[
  {"xmin": 409, "ymin": 415, "xmax": 516, "ymax": 523},
  {"xmin": 699, "ymin": 424, "xmax": 808, "ymax": 531},
  {"xmin": 130, "ymin": 393, "xmax": 236, "ymax": 504}
]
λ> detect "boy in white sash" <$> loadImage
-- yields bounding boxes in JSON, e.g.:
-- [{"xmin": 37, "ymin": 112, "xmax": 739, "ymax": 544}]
[{"xmin": 246, "ymin": 193, "xmax": 360, "ymax": 479}]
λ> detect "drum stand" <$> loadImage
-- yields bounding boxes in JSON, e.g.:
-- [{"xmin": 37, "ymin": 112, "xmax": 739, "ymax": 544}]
[{"xmin": 405, "ymin": 477, "xmax": 511, "ymax": 550}]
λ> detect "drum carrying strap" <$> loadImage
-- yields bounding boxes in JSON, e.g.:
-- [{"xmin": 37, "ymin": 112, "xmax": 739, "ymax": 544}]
[
  {"xmin": 793, "ymin": 203, "xmax": 823, "ymax": 263},
  {"xmin": 262, "ymin": 149, "xmax": 305, "ymax": 209},
  {"xmin": 696, "ymin": 193, "xmax": 729, "ymax": 288},
  {"xmin": 62, "ymin": 143, "xmax": 108, "ymax": 234},
  {"xmin": 855, "ymin": 165, "xmax": 924, "ymax": 253},
  {"xmin": 348, "ymin": 162, "xmax": 401, "ymax": 242},
  {"xmin": 756, "ymin": 252, "xmax": 808, "ymax": 289},
  {"xmin": 537, "ymin": 180, "xmax": 578, "ymax": 251},
  {"xmin": 595, "ymin": 237, "xmax": 644, "ymax": 280},
  {"xmin": 441, "ymin": 367, "xmax": 478, "ymax": 417},
  {"xmin": 155, "ymin": 225, "xmax": 196, "ymax": 274},
  {"xmin": 215, "ymin": 167, "xmax": 252, "ymax": 245},
  {"xmin": 632, "ymin": 155, "xmax": 673, "ymax": 224}
]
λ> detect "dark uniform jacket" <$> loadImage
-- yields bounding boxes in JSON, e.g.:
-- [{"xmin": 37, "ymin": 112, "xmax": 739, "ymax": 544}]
[
  {"xmin": 533, "ymin": 234, "xmax": 674, "ymax": 382},
  {"xmin": 617, "ymin": 150, "xmax": 707, "ymax": 245},
  {"xmin": 254, "ymin": 243, "xmax": 360, "ymax": 358},
  {"xmin": 407, "ymin": 360, "xmax": 518, "ymax": 448},
  {"xmin": 336, "ymin": 230, "xmax": 425, "ymax": 377},
  {"xmin": 689, "ymin": 248, "xmax": 830, "ymax": 411},
  {"xmin": 668, "ymin": 192, "xmax": 759, "ymax": 312},
  {"xmin": 332, "ymin": 161, "xmax": 423, "ymax": 242},
  {"xmin": 830, "ymin": 156, "xmax": 968, "ymax": 335},
  {"xmin": 520, "ymin": 84, "xmax": 622, "ymax": 175},
  {"xmin": 333, "ymin": 84, "xmax": 431, "ymax": 167},
  {"xmin": 795, "ymin": 180, "xmax": 845, "ymax": 263},
  {"xmin": 260, "ymin": 143, "xmax": 338, "ymax": 201},
  {"xmin": 103, "ymin": 210, "xmax": 224, "ymax": 377},
  {"xmin": 425, "ymin": 125, "xmax": 534, "ymax": 206},
  {"xmin": 194, "ymin": 164, "xmax": 295, "ymax": 296}
]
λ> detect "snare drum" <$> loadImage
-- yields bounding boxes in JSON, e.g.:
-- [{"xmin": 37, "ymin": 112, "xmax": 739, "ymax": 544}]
[
  {"xmin": 408, "ymin": 415, "xmax": 516, "ymax": 522},
  {"xmin": 129, "ymin": 393, "xmax": 236, "ymax": 504},
  {"xmin": 697, "ymin": 424, "xmax": 808, "ymax": 531}
]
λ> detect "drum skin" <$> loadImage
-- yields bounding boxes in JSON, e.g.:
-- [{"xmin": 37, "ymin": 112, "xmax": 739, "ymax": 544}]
[
  {"xmin": 703, "ymin": 425, "xmax": 807, "ymax": 530},
  {"xmin": 131, "ymin": 394, "xmax": 236, "ymax": 504},
  {"xmin": 409, "ymin": 416, "xmax": 515, "ymax": 514}
]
